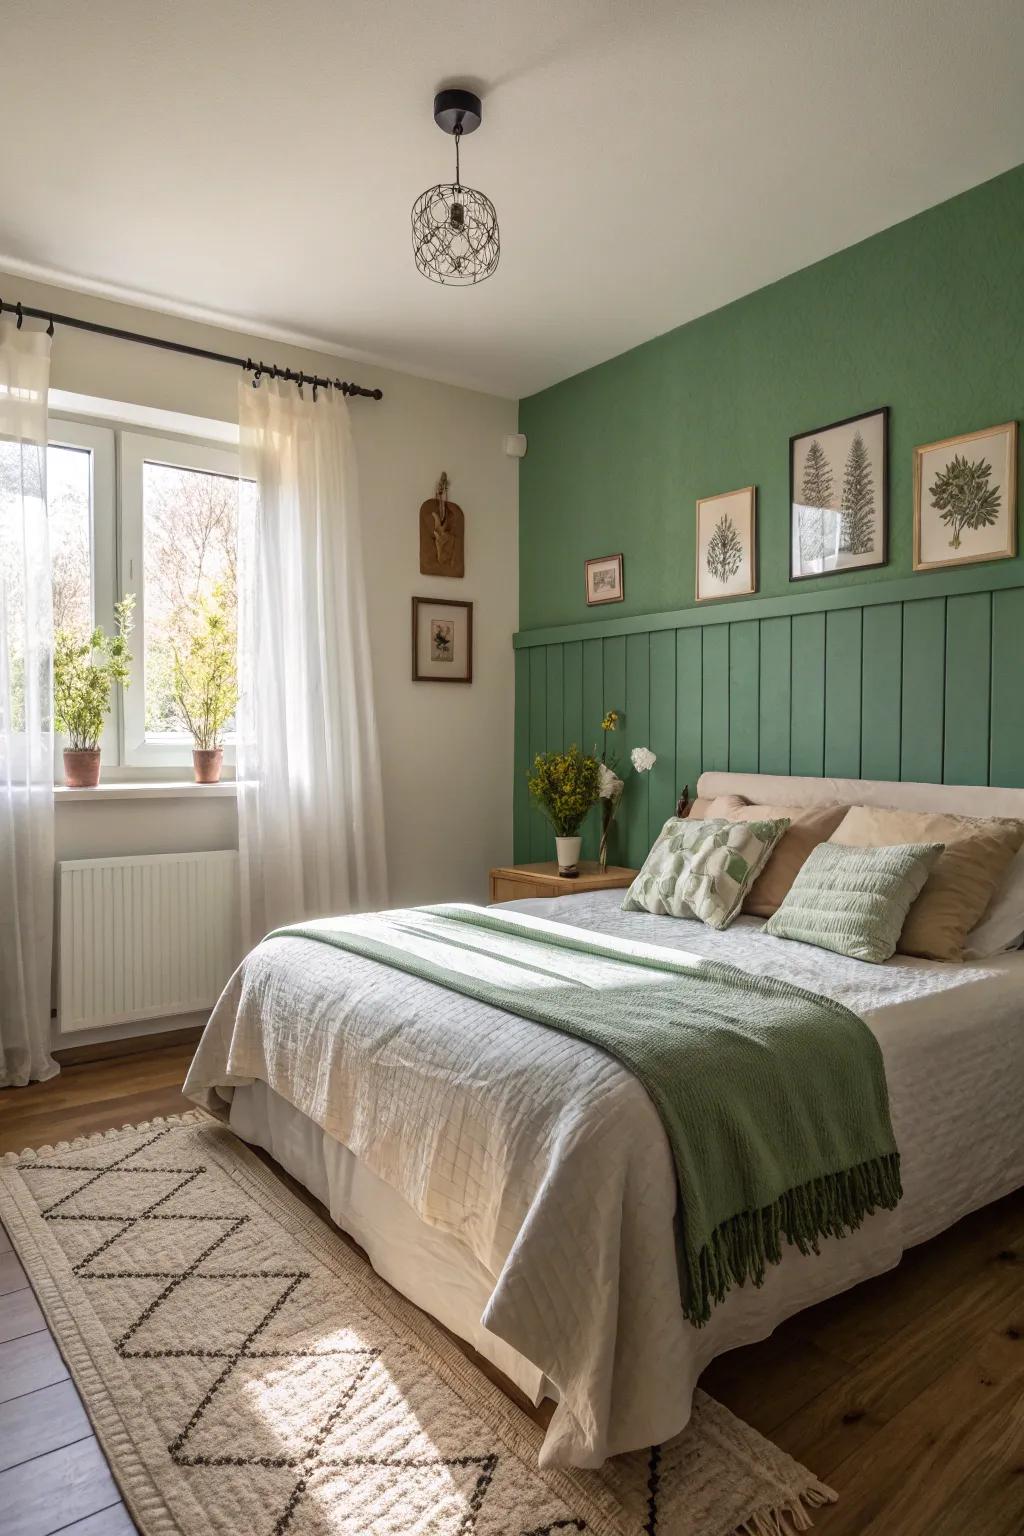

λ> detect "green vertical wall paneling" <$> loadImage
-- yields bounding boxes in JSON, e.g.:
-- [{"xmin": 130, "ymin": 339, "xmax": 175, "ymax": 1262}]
[
  {"xmin": 990, "ymin": 588, "xmax": 1024, "ymax": 788},
  {"xmin": 994, "ymin": 580, "xmax": 1024, "ymax": 786},
  {"xmin": 513, "ymin": 650, "xmax": 531, "ymax": 862},
  {"xmin": 581, "ymin": 639, "xmax": 604, "ymax": 858},
  {"xmin": 701, "ymin": 626, "xmax": 730, "ymax": 771},
  {"xmin": 648, "ymin": 630, "xmax": 677, "ymax": 842},
  {"xmin": 676, "ymin": 628, "xmax": 703, "ymax": 807},
  {"xmin": 757, "ymin": 617, "xmax": 791, "ymax": 774},
  {"xmin": 728, "ymin": 621, "xmax": 759, "ymax": 771},
  {"xmin": 528, "ymin": 647, "xmax": 548, "ymax": 859},
  {"xmin": 512, "ymin": 578, "xmax": 1024, "ymax": 858},
  {"xmin": 824, "ymin": 608, "xmax": 863, "ymax": 777},
  {"xmin": 545, "ymin": 645, "xmax": 563, "ymax": 751},
  {"xmin": 900, "ymin": 598, "xmax": 946, "ymax": 783},
  {"xmin": 623, "ymin": 633, "xmax": 651, "ymax": 867},
  {"xmin": 860, "ymin": 603, "xmax": 902, "ymax": 782},
  {"xmin": 562, "ymin": 641, "xmax": 583, "ymax": 754},
  {"xmin": 790, "ymin": 613, "xmax": 826, "ymax": 775},
  {"xmin": 602, "ymin": 636, "xmax": 627, "ymax": 864},
  {"xmin": 943, "ymin": 593, "xmax": 992, "ymax": 786}
]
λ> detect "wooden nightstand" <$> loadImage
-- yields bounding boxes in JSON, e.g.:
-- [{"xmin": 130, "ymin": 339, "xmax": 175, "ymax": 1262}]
[{"xmin": 489, "ymin": 861, "xmax": 637, "ymax": 904}]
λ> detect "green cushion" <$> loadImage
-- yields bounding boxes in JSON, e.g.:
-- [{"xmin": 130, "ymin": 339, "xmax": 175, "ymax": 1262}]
[
  {"xmin": 622, "ymin": 816, "xmax": 790, "ymax": 929},
  {"xmin": 764, "ymin": 841, "xmax": 944, "ymax": 963}
]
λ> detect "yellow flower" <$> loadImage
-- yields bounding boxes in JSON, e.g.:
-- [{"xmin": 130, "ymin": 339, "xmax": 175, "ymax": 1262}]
[{"xmin": 601, "ymin": 710, "xmax": 620, "ymax": 732}]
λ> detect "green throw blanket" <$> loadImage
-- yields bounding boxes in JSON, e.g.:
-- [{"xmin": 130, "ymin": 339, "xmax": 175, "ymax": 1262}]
[{"xmin": 267, "ymin": 904, "xmax": 901, "ymax": 1325}]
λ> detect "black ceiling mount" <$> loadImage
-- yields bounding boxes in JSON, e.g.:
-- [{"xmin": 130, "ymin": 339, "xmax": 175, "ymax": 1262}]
[{"xmin": 433, "ymin": 89, "xmax": 482, "ymax": 136}]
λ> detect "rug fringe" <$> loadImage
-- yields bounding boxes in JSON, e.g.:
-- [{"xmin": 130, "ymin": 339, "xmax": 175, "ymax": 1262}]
[
  {"xmin": 0, "ymin": 1109, "xmax": 211, "ymax": 1165},
  {"xmin": 736, "ymin": 1482, "xmax": 838, "ymax": 1536}
]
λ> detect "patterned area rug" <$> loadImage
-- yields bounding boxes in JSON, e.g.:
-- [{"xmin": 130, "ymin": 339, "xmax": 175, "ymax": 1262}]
[{"xmin": 0, "ymin": 1115, "xmax": 835, "ymax": 1536}]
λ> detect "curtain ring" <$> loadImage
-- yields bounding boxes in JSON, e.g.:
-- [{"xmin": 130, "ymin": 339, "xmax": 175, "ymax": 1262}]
[
  {"xmin": 15, "ymin": 302, "xmax": 24, "ymax": 329},
  {"xmin": 47, "ymin": 315, "xmax": 55, "ymax": 337},
  {"xmin": 312, "ymin": 381, "xmax": 318, "ymax": 402}
]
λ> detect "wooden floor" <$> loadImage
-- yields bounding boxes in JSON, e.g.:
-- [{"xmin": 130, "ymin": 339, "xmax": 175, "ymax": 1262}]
[{"xmin": 1, "ymin": 1042, "xmax": 1022, "ymax": 1536}]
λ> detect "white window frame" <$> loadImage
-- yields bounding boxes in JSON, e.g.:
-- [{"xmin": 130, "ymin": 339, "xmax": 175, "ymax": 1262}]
[
  {"xmin": 119, "ymin": 431, "xmax": 240, "ymax": 769},
  {"xmin": 47, "ymin": 418, "xmax": 118, "ymax": 775}
]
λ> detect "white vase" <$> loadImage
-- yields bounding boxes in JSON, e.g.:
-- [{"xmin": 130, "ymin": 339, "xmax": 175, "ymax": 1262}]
[{"xmin": 555, "ymin": 835, "xmax": 583, "ymax": 877}]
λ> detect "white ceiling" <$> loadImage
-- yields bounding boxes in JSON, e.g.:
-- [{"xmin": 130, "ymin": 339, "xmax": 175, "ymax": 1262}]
[{"xmin": 3, "ymin": 0, "xmax": 1023, "ymax": 398}]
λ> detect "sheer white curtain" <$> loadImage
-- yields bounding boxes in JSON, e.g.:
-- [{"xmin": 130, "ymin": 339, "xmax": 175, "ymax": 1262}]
[
  {"xmin": 236, "ymin": 377, "xmax": 387, "ymax": 948},
  {"xmin": 0, "ymin": 321, "xmax": 57, "ymax": 1086}
]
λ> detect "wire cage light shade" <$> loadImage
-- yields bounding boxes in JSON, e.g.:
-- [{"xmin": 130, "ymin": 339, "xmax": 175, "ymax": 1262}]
[
  {"xmin": 412, "ymin": 181, "xmax": 500, "ymax": 285},
  {"xmin": 412, "ymin": 90, "xmax": 499, "ymax": 286}
]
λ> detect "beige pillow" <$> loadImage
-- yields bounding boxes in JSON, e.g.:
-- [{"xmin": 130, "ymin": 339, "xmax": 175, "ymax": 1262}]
[
  {"xmin": 829, "ymin": 805, "xmax": 1024, "ymax": 961},
  {"xmin": 708, "ymin": 798, "xmax": 849, "ymax": 917},
  {"xmin": 688, "ymin": 793, "xmax": 747, "ymax": 819}
]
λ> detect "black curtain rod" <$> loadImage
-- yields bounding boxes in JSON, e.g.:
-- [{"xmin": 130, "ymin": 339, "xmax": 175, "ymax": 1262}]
[{"xmin": 0, "ymin": 297, "xmax": 383, "ymax": 400}]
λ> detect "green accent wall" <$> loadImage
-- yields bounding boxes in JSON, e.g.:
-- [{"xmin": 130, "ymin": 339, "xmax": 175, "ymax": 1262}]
[
  {"xmin": 519, "ymin": 163, "xmax": 1024, "ymax": 629},
  {"xmin": 514, "ymin": 165, "xmax": 1024, "ymax": 863}
]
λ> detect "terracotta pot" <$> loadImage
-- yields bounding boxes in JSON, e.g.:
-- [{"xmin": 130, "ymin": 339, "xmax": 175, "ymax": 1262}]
[
  {"xmin": 192, "ymin": 748, "xmax": 224, "ymax": 785},
  {"xmin": 63, "ymin": 747, "xmax": 101, "ymax": 788}
]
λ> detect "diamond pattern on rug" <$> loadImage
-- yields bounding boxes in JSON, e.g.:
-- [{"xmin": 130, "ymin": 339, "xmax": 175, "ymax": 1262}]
[
  {"xmin": 16, "ymin": 1125, "xmax": 590, "ymax": 1536},
  {"xmin": 5, "ymin": 1119, "xmax": 836, "ymax": 1536}
]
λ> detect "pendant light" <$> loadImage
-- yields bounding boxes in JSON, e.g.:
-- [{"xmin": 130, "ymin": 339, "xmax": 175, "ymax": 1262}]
[{"xmin": 411, "ymin": 89, "xmax": 499, "ymax": 286}]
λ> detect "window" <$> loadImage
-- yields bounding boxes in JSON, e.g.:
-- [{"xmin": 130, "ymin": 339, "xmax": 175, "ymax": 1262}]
[
  {"xmin": 46, "ymin": 420, "xmax": 117, "ymax": 762},
  {"xmin": 44, "ymin": 415, "xmax": 240, "ymax": 777},
  {"xmin": 120, "ymin": 434, "xmax": 241, "ymax": 768}
]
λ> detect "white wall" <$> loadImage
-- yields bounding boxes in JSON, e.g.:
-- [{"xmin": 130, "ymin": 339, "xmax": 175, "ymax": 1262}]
[{"xmin": 4, "ymin": 270, "xmax": 519, "ymax": 1040}]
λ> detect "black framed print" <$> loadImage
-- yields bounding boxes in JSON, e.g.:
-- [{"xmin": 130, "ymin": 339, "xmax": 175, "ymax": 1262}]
[
  {"xmin": 790, "ymin": 407, "xmax": 888, "ymax": 581},
  {"xmin": 585, "ymin": 553, "xmax": 624, "ymax": 605},
  {"xmin": 411, "ymin": 597, "xmax": 473, "ymax": 683}
]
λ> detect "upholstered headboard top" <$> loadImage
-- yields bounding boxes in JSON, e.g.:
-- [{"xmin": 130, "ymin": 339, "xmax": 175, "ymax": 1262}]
[{"xmin": 696, "ymin": 772, "xmax": 1024, "ymax": 821}]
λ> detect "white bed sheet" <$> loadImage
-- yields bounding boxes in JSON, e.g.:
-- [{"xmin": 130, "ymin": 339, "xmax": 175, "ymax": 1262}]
[{"xmin": 204, "ymin": 892, "xmax": 1024, "ymax": 1467}]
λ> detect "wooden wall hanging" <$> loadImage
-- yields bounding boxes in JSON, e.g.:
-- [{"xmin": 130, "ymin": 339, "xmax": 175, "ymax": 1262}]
[{"xmin": 419, "ymin": 471, "xmax": 465, "ymax": 577}]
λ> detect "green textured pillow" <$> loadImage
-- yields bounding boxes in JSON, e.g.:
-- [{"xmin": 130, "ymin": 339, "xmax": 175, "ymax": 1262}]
[
  {"xmin": 764, "ymin": 841, "xmax": 945, "ymax": 963},
  {"xmin": 622, "ymin": 816, "xmax": 790, "ymax": 929}
]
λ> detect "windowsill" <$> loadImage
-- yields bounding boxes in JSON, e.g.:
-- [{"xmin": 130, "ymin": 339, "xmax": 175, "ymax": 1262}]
[{"xmin": 54, "ymin": 780, "xmax": 238, "ymax": 803}]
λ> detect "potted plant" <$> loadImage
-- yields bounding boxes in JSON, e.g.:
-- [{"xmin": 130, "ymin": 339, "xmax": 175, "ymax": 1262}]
[
  {"xmin": 527, "ymin": 744, "xmax": 601, "ymax": 876},
  {"xmin": 172, "ymin": 587, "xmax": 238, "ymax": 784},
  {"xmin": 53, "ymin": 597, "xmax": 135, "ymax": 787}
]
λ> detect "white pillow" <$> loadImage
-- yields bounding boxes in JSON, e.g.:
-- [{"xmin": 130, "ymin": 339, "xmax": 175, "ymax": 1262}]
[{"xmin": 964, "ymin": 845, "xmax": 1024, "ymax": 957}]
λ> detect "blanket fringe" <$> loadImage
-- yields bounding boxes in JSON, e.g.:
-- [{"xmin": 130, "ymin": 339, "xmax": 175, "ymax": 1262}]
[
  {"xmin": 735, "ymin": 1482, "xmax": 837, "ymax": 1536},
  {"xmin": 0, "ymin": 1109, "xmax": 212, "ymax": 1166},
  {"xmin": 692, "ymin": 1152, "xmax": 902, "ymax": 1326}
]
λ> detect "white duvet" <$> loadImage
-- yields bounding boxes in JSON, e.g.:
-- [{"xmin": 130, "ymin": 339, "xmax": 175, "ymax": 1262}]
[{"xmin": 185, "ymin": 891, "xmax": 1024, "ymax": 1467}]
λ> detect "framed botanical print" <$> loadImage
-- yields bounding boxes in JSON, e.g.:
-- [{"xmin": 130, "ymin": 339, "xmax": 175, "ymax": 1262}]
[
  {"xmin": 790, "ymin": 407, "xmax": 888, "ymax": 580},
  {"xmin": 585, "ymin": 553, "xmax": 624, "ymax": 606},
  {"xmin": 913, "ymin": 421, "xmax": 1018, "ymax": 571},
  {"xmin": 695, "ymin": 486, "xmax": 757, "ymax": 602},
  {"xmin": 411, "ymin": 597, "xmax": 473, "ymax": 683}
]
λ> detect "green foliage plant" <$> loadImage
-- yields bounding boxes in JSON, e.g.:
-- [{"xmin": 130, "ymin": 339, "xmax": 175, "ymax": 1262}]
[
  {"xmin": 172, "ymin": 586, "xmax": 239, "ymax": 752},
  {"xmin": 929, "ymin": 454, "xmax": 1001, "ymax": 549},
  {"xmin": 527, "ymin": 745, "xmax": 601, "ymax": 837},
  {"xmin": 53, "ymin": 596, "xmax": 135, "ymax": 751}
]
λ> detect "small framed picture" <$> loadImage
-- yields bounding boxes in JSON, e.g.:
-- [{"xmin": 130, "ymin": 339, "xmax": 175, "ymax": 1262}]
[
  {"xmin": 696, "ymin": 486, "xmax": 757, "ymax": 602},
  {"xmin": 585, "ymin": 553, "xmax": 624, "ymax": 606},
  {"xmin": 790, "ymin": 407, "xmax": 888, "ymax": 580},
  {"xmin": 412, "ymin": 597, "xmax": 473, "ymax": 683},
  {"xmin": 913, "ymin": 421, "xmax": 1018, "ymax": 571}
]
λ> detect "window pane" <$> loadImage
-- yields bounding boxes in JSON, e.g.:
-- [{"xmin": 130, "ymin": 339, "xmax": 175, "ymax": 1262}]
[
  {"xmin": 142, "ymin": 461, "xmax": 238, "ymax": 738},
  {"xmin": 48, "ymin": 444, "xmax": 93, "ymax": 639}
]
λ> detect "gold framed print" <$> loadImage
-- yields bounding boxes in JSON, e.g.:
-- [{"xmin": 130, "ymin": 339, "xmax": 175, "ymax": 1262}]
[
  {"xmin": 696, "ymin": 486, "xmax": 757, "ymax": 602},
  {"xmin": 913, "ymin": 421, "xmax": 1018, "ymax": 571}
]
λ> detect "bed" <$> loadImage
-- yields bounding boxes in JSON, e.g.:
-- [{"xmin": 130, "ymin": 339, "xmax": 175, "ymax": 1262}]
[{"xmin": 184, "ymin": 771, "xmax": 1024, "ymax": 1469}]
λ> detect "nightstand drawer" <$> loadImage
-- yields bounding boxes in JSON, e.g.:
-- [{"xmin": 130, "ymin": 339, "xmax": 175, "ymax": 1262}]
[{"xmin": 491, "ymin": 875, "xmax": 550, "ymax": 903}]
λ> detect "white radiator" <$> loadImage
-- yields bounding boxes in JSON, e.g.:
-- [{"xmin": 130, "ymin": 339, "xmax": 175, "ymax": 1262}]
[{"xmin": 58, "ymin": 850, "xmax": 240, "ymax": 1033}]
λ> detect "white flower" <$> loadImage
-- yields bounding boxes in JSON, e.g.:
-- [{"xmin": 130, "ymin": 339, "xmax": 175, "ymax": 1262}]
[
  {"xmin": 631, "ymin": 746, "xmax": 657, "ymax": 773},
  {"xmin": 598, "ymin": 762, "xmax": 624, "ymax": 800}
]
